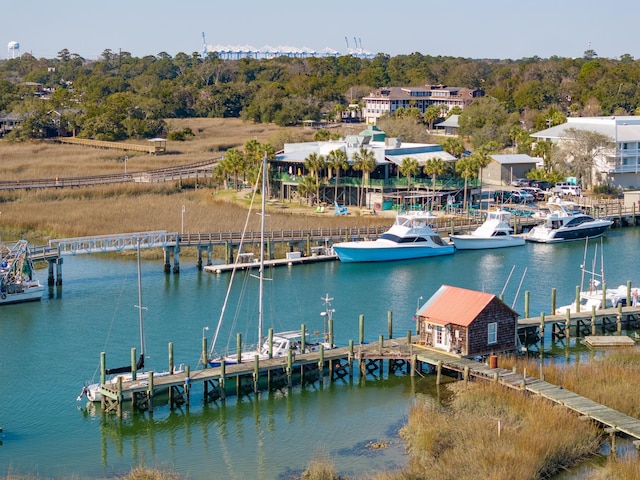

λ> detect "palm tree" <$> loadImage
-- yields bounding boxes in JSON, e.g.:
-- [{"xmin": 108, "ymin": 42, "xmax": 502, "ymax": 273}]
[
  {"xmin": 455, "ymin": 156, "xmax": 478, "ymax": 211},
  {"xmin": 296, "ymin": 175, "xmax": 317, "ymax": 206},
  {"xmin": 304, "ymin": 152, "xmax": 326, "ymax": 205},
  {"xmin": 326, "ymin": 148, "xmax": 349, "ymax": 204},
  {"xmin": 352, "ymin": 146, "xmax": 376, "ymax": 208},
  {"xmin": 399, "ymin": 157, "xmax": 420, "ymax": 191},
  {"xmin": 473, "ymin": 142, "xmax": 497, "ymax": 212},
  {"xmin": 442, "ymin": 137, "xmax": 465, "ymax": 159},
  {"xmin": 423, "ymin": 157, "xmax": 446, "ymax": 211},
  {"xmin": 220, "ymin": 148, "xmax": 245, "ymax": 190}
]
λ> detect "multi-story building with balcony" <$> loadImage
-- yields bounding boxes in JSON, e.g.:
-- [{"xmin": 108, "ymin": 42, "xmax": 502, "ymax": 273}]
[
  {"xmin": 531, "ymin": 116, "xmax": 640, "ymax": 189},
  {"xmin": 362, "ymin": 84, "xmax": 484, "ymax": 125}
]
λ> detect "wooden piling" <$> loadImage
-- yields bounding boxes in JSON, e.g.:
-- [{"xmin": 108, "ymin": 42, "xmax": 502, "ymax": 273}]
[
  {"xmin": 220, "ymin": 361, "xmax": 226, "ymax": 400},
  {"xmin": 253, "ymin": 355, "xmax": 259, "ymax": 394},
  {"xmin": 168, "ymin": 342, "xmax": 174, "ymax": 373},
  {"xmin": 236, "ymin": 333, "xmax": 242, "ymax": 364},
  {"xmin": 359, "ymin": 314, "xmax": 365, "ymax": 344},
  {"xmin": 575, "ymin": 285, "xmax": 581, "ymax": 313},
  {"xmin": 287, "ymin": 350, "xmax": 293, "ymax": 388},
  {"xmin": 147, "ymin": 372, "xmax": 154, "ymax": 412},
  {"xmin": 551, "ymin": 288, "xmax": 556, "ymax": 314},
  {"xmin": 301, "ymin": 324, "xmax": 306, "ymax": 353},
  {"xmin": 524, "ymin": 291, "xmax": 529, "ymax": 319},
  {"xmin": 130, "ymin": 348, "xmax": 137, "ymax": 381},
  {"xmin": 318, "ymin": 345, "xmax": 324, "ymax": 387},
  {"xmin": 539, "ymin": 313, "xmax": 545, "ymax": 350},
  {"xmin": 201, "ymin": 337, "xmax": 207, "ymax": 368},
  {"xmin": 436, "ymin": 360, "xmax": 442, "ymax": 385},
  {"xmin": 591, "ymin": 306, "xmax": 597, "ymax": 336},
  {"xmin": 379, "ymin": 334, "xmax": 384, "ymax": 355},
  {"xmin": 388, "ymin": 311, "xmax": 393, "ymax": 339},
  {"xmin": 268, "ymin": 328, "xmax": 273, "ymax": 358}
]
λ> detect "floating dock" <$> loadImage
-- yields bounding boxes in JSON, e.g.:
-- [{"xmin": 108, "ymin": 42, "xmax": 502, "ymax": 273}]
[{"xmin": 203, "ymin": 251, "xmax": 337, "ymax": 273}]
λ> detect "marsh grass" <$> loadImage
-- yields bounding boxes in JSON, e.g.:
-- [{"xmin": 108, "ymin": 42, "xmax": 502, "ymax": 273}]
[
  {"xmin": 499, "ymin": 348, "xmax": 640, "ymax": 418},
  {"xmin": 0, "ymin": 119, "xmax": 387, "ymax": 242},
  {"xmin": 398, "ymin": 382, "xmax": 601, "ymax": 480}
]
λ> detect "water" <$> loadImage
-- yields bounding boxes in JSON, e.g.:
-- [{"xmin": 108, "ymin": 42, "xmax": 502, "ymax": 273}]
[{"xmin": 1, "ymin": 227, "xmax": 640, "ymax": 479}]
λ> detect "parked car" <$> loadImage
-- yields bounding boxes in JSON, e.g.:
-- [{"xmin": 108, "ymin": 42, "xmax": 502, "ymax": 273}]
[
  {"xmin": 511, "ymin": 189, "xmax": 535, "ymax": 202},
  {"xmin": 511, "ymin": 178, "xmax": 531, "ymax": 187},
  {"xmin": 554, "ymin": 182, "xmax": 581, "ymax": 196},
  {"xmin": 530, "ymin": 180, "xmax": 554, "ymax": 190},
  {"xmin": 521, "ymin": 187, "xmax": 546, "ymax": 201}
]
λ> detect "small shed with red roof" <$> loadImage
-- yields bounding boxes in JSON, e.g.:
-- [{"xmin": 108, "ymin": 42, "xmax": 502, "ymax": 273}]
[{"xmin": 416, "ymin": 285, "xmax": 519, "ymax": 356}]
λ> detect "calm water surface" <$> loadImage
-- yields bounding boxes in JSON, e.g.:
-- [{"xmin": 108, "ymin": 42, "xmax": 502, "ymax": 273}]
[{"xmin": 1, "ymin": 227, "xmax": 639, "ymax": 479}]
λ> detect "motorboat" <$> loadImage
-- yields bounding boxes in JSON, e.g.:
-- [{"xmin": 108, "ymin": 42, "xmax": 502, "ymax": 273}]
[
  {"xmin": 449, "ymin": 209, "xmax": 525, "ymax": 250},
  {"xmin": 1, "ymin": 240, "xmax": 45, "ymax": 305},
  {"xmin": 332, "ymin": 210, "xmax": 454, "ymax": 263},
  {"xmin": 208, "ymin": 156, "xmax": 333, "ymax": 367},
  {"xmin": 525, "ymin": 197, "xmax": 612, "ymax": 243}
]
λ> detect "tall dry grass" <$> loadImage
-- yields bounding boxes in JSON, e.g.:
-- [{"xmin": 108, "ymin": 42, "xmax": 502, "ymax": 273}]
[
  {"xmin": 499, "ymin": 348, "xmax": 640, "ymax": 419},
  {"xmin": 398, "ymin": 382, "xmax": 601, "ymax": 480}
]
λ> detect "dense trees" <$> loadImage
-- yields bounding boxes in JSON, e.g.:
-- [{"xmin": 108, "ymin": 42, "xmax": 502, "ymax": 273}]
[{"xmin": 3, "ymin": 49, "xmax": 640, "ymax": 144}]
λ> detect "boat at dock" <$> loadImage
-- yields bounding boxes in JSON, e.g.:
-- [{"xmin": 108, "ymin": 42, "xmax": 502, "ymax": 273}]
[
  {"xmin": 0, "ymin": 240, "xmax": 45, "ymax": 305},
  {"xmin": 208, "ymin": 156, "xmax": 333, "ymax": 366},
  {"xmin": 525, "ymin": 197, "xmax": 612, "ymax": 243},
  {"xmin": 332, "ymin": 210, "xmax": 454, "ymax": 262},
  {"xmin": 449, "ymin": 209, "xmax": 525, "ymax": 250},
  {"xmin": 77, "ymin": 241, "xmax": 183, "ymax": 402}
]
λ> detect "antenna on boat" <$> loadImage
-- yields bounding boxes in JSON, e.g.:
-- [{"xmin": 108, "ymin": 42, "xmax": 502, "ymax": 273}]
[
  {"xmin": 501, "ymin": 265, "xmax": 516, "ymax": 298},
  {"xmin": 511, "ymin": 267, "xmax": 527, "ymax": 310}
]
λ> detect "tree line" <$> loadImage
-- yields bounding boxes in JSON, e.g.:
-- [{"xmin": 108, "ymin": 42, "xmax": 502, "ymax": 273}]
[{"xmin": 1, "ymin": 47, "xmax": 637, "ymax": 191}]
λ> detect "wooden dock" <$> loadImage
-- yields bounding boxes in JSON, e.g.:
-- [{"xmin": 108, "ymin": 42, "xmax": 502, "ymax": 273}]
[
  {"xmin": 202, "ymin": 252, "xmax": 337, "ymax": 273},
  {"xmin": 96, "ymin": 332, "xmax": 640, "ymax": 446}
]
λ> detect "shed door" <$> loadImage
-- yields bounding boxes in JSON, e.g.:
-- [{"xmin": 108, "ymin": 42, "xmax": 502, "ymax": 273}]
[{"xmin": 434, "ymin": 325, "xmax": 449, "ymax": 350}]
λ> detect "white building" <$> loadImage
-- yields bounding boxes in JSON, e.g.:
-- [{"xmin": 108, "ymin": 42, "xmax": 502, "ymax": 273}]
[
  {"xmin": 362, "ymin": 85, "xmax": 484, "ymax": 125},
  {"xmin": 531, "ymin": 116, "xmax": 640, "ymax": 189}
]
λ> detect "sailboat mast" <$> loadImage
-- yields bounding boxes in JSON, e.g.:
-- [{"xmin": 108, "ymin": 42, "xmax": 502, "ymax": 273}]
[
  {"xmin": 258, "ymin": 155, "xmax": 266, "ymax": 347},
  {"xmin": 136, "ymin": 240, "xmax": 145, "ymax": 356}
]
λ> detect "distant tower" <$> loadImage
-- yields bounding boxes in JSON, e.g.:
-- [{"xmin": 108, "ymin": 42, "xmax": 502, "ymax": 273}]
[{"xmin": 7, "ymin": 41, "xmax": 19, "ymax": 59}]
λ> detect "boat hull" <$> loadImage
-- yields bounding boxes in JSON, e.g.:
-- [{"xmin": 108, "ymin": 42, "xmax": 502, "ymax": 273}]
[
  {"xmin": 450, "ymin": 235, "xmax": 525, "ymax": 250},
  {"xmin": 525, "ymin": 222, "xmax": 611, "ymax": 243},
  {"xmin": 333, "ymin": 242, "xmax": 454, "ymax": 263},
  {"xmin": 0, "ymin": 284, "xmax": 45, "ymax": 304}
]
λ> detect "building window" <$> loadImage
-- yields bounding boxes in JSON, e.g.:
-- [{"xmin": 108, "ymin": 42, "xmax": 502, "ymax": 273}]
[{"xmin": 488, "ymin": 322, "xmax": 497, "ymax": 344}]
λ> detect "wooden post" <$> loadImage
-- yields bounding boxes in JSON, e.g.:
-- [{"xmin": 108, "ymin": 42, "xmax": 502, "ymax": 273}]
[
  {"xmin": 329, "ymin": 318, "xmax": 334, "ymax": 349},
  {"xmin": 348, "ymin": 339, "xmax": 354, "ymax": 375},
  {"xmin": 201, "ymin": 337, "xmax": 207, "ymax": 368},
  {"xmin": 617, "ymin": 303, "xmax": 623, "ymax": 334},
  {"xmin": 551, "ymin": 288, "xmax": 556, "ymax": 315},
  {"xmin": 524, "ymin": 290, "xmax": 530, "ymax": 319},
  {"xmin": 287, "ymin": 350, "xmax": 293, "ymax": 389},
  {"xmin": 627, "ymin": 280, "xmax": 632, "ymax": 307},
  {"xmin": 378, "ymin": 334, "xmax": 384, "ymax": 355},
  {"xmin": 236, "ymin": 332, "xmax": 242, "ymax": 364},
  {"xmin": 359, "ymin": 314, "xmax": 365, "ymax": 345},
  {"xmin": 407, "ymin": 329, "xmax": 412, "ymax": 346},
  {"xmin": 410, "ymin": 354, "xmax": 417, "ymax": 377},
  {"xmin": 147, "ymin": 371, "xmax": 154, "ymax": 413},
  {"xmin": 388, "ymin": 310, "xmax": 393, "ymax": 339},
  {"xmin": 253, "ymin": 354, "xmax": 259, "ymax": 394},
  {"xmin": 436, "ymin": 360, "xmax": 442, "ymax": 385},
  {"xmin": 591, "ymin": 306, "xmax": 597, "ymax": 336},
  {"xmin": 318, "ymin": 345, "xmax": 324, "ymax": 387},
  {"xmin": 168, "ymin": 342, "xmax": 174, "ymax": 373},
  {"xmin": 300, "ymin": 324, "xmax": 306, "ymax": 353},
  {"xmin": 268, "ymin": 328, "xmax": 274, "ymax": 358},
  {"xmin": 184, "ymin": 365, "xmax": 191, "ymax": 405},
  {"xmin": 130, "ymin": 348, "xmax": 137, "ymax": 381},
  {"xmin": 539, "ymin": 313, "xmax": 545, "ymax": 351},
  {"xmin": 463, "ymin": 365, "xmax": 470, "ymax": 381},
  {"xmin": 602, "ymin": 282, "xmax": 607, "ymax": 312},
  {"xmin": 565, "ymin": 310, "xmax": 571, "ymax": 340},
  {"xmin": 493, "ymin": 372, "xmax": 499, "ymax": 383},
  {"xmin": 220, "ymin": 361, "xmax": 226, "ymax": 400},
  {"xmin": 116, "ymin": 375, "xmax": 123, "ymax": 418},
  {"xmin": 575, "ymin": 285, "xmax": 581, "ymax": 313}
]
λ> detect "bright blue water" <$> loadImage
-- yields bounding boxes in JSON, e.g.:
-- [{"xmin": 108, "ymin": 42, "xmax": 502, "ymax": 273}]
[{"xmin": 1, "ymin": 227, "xmax": 639, "ymax": 479}]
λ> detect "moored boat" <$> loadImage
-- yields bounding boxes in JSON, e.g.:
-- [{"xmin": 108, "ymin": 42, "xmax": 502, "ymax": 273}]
[
  {"xmin": 525, "ymin": 197, "xmax": 612, "ymax": 243},
  {"xmin": 0, "ymin": 240, "xmax": 45, "ymax": 305},
  {"xmin": 450, "ymin": 209, "xmax": 525, "ymax": 250},
  {"xmin": 332, "ymin": 211, "xmax": 454, "ymax": 263}
]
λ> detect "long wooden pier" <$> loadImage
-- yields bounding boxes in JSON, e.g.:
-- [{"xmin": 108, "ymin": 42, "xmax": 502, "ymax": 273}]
[{"xmin": 96, "ymin": 330, "xmax": 640, "ymax": 446}]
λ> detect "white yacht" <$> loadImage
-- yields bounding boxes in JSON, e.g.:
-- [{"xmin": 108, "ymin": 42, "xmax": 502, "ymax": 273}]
[{"xmin": 450, "ymin": 209, "xmax": 525, "ymax": 250}]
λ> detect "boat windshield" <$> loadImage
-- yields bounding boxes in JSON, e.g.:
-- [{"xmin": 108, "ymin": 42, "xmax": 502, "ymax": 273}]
[{"xmin": 380, "ymin": 233, "xmax": 430, "ymax": 243}]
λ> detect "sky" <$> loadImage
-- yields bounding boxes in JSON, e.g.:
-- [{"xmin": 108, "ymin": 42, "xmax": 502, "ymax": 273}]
[{"xmin": 2, "ymin": 0, "xmax": 640, "ymax": 61}]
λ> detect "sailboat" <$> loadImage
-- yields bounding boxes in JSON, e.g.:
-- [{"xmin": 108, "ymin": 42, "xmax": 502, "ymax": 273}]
[
  {"xmin": 0, "ymin": 240, "xmax": 45, "ymax": 305},
  {"xmin": 208, "ymin": 156, "xmax": 333, "ymax": 367},
  {"xmin": 77, "ymin": 241, "xmax": 183, "ymax": 402},
  {"xmin": 555, "ymin": 238, "xmax": 630, "ymax": 314}
]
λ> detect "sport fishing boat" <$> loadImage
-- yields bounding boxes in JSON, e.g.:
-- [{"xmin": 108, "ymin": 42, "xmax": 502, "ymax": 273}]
[
  {"xmin": 0, "ymin": 240, "xmax": 45, "ymax": 305},
  {"xmin": 525, "ymin": 197, "xmax": 612, "ymax": 243},
  {"xmin": 449, "ymin": 209, "xmax": 525, "ymax": 250},
  {"xmin": 332, "ymin": 210, "xmax": 454, "ymax": 263}
]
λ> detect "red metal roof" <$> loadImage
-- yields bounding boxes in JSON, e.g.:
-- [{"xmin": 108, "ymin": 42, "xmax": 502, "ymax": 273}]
[{"xmin": 419, "ymin": 285, "xmax": 497, "ymax": 327}]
